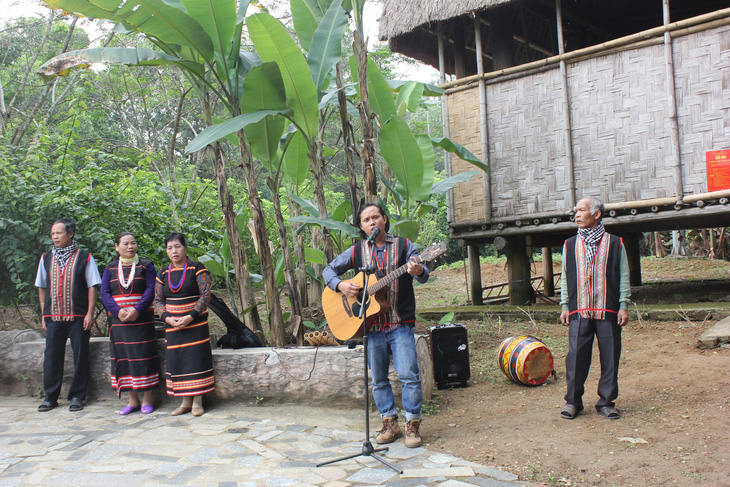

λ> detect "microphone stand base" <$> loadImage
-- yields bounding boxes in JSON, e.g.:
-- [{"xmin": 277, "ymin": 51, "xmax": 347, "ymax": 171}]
[{"xmin": 316, "ymin": 440, "xmax": 402, "ymax": 473}]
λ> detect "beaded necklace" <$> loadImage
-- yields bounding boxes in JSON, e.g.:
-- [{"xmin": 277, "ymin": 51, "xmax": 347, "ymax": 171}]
[
  {"xmin": 168, "ymin": 258, "xmax": 188, "ymax": 293},
  {"xmin": 117, "ymin": 256, "xmax": 139, "ymax": 295}
]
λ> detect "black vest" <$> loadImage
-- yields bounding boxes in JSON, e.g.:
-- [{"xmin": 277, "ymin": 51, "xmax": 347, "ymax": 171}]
[{"xmin": 564, "ymin": 234, "xmax": 622, "ymax": 316}]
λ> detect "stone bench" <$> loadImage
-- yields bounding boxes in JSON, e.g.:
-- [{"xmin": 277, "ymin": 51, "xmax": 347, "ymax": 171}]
[{"xmin": 0, "ymin": 331, "xmax": 433, "ymax": 407}]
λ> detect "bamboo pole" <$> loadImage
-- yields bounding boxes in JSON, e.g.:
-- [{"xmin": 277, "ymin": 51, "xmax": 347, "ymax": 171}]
[
  {"xmin": 474, "ymin": 14, "xmax": 492, "ymax": 222},
  {"xmin": 663, "ymin": 0, "xmax": 684, "ymax": 204},
  {"xmin": 683, "ymin": 189, "xmax": 730, "ymax": 203},
  {"xmin": 556, "ymin": 0, "xmax": 576, "ymax": 209},
  {"xmin": 439, "ymin": 25, "xmax": 454, "ymax": 224},
  {"xmin": 605, "ymin": 197, "xmax": 677, "ymax": 210},
  {"xmin": 451, "ymin": 192, "xmax": 730, "ymax": 229},
  {"xmin": 441, "ymin": 7, "xmax": 730, "ymax": 91}
]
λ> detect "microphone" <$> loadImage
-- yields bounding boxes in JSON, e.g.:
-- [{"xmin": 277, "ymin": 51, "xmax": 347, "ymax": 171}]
[{"xmin": 367, "ymin": 227, "xmax": 381, "ymax": 242}]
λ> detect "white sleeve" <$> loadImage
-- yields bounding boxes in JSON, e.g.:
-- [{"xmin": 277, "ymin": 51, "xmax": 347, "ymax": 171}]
[{"xmin": 35, "ymin": 256, "xmax": 47, "ymax": 288}]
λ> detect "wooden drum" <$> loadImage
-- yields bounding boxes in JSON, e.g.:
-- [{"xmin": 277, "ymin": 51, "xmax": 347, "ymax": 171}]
[{"xmin": 497, "ymin": 335, "xmax": 554, "ymax": 386}]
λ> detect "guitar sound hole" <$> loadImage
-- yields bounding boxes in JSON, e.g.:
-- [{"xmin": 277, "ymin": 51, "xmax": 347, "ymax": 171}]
[{"xmin": 351, "ymin": 291, "xmax": 369, "ymax": 318}]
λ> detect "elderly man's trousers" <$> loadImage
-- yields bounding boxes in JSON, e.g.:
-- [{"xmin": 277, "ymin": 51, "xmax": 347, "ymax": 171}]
[
  {"xmin": 564, "ymin": 316, "xmax": 622, "ymax": 410},
  {"xmin": 43, "ymin": 318, "xmax": 91, "ymax": 403}
]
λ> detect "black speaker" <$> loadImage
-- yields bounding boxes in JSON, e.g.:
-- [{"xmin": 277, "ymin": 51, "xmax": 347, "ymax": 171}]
[{"xmin": 430, "ymin": 324, "xmax": 470, "ymax": 388}]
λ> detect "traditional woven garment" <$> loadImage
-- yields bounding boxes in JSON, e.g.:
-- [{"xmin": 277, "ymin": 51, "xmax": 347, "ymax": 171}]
[
  {"xmin": 565, "ymin": 232, "xmax": 623, "ymax": 320},
  {"xmin": 104, "ymin": 258, "xmax": 159, "ymax": 397},
  {"xmin": 155, "ymin": 260, "xmax": 214, "ymax": 397},
  {"xmin": 42, "ymin": 247, "xmax": 91, "ymax": 321},
  {"xmin": 577, "ymin": 221, "xmax": 605, "ymax": 266}
]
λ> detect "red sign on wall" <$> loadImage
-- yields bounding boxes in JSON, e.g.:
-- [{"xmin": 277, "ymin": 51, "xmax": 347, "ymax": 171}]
[{"xmin": 706, "ymin": 150, "xmax": 730, "ymax": 192}]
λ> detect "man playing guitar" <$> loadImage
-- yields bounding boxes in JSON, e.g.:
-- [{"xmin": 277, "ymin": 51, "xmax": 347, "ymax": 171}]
[{"xmin": 322, "ymin": 203, "xmax": 429, "ymax": 448}]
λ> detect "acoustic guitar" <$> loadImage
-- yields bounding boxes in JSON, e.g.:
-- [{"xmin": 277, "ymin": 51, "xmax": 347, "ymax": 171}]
[{"xmin": 322, "ymin": 242, "xmax": 447, "ymax": 340}]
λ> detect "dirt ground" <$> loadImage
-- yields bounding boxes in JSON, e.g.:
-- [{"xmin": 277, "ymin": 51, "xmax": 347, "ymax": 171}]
[{"xmin": 414, "ymin": 257, "xmax": 730, "ymax": 487}]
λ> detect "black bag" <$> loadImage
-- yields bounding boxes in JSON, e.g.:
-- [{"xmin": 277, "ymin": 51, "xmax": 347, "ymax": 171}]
[{"xmin": 208, "ymin": 293, "xmax": 264, "ymax": 349}]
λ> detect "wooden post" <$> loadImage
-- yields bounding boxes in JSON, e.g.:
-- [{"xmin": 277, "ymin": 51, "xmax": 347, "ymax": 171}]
[
  {"xmin": 542, "ymin": 247, "xmax": 555, "ymax": 296},
  {"xmin": 468, "ymin": 244, "xmax": 483, "ymax": 305},
  {"xmin": 663, "ymin": 0, "xmax": 685, "ymax": 203},
  {"xmin": 710, "ymin": 228, "xmax": 716, "ymax": 258},
  {"xmin": 474, "ymin": 15, "xmax": 492, "ymax": 221},
  {"xmin": 438, "ymin": 26, "xmax": 454, "ymax": 223},
  {"xmin": 624, "ymin": 233, "xmax": 643, "ymax": 287},
  {"xmin": 556, "ymin": 0, "xmax": 577, "ymax": 209},
  {"xmin": 504, "ymin": 237, "xmax": 533, "ymax": 305}
]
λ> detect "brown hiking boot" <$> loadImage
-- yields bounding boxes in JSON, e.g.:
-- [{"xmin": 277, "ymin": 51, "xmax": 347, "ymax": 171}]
[
  {"xmin": 375, "ymin": 417, "xmax": 402, "ymax": 444},
  {"xmin": 405, "ymin": 419, "xmax": 422, "ymax": 448}
]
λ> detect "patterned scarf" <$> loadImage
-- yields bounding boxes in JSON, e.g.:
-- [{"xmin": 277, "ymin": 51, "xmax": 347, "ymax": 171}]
[
  {"xmin": 51, "ymin": 240, "xmax": 78, "ymax": 271},
  {"xmin": 578, "ymin": 221, "xmax": 605, "ymax": 265}
]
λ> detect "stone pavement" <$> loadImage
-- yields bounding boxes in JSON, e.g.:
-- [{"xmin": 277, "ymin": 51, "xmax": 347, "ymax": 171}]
[{"xmin": 0, "ymin": 396, "xmax": 527, "ymax": 487}]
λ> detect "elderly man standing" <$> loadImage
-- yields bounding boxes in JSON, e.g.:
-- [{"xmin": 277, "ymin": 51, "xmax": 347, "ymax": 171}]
[
  {"xmin": 35, "ymin": 218, "xmax": 101, "ymax": 412},
  {"xmin": 559, "ymin": 197, "xmax": 630, "ymax": 420}
]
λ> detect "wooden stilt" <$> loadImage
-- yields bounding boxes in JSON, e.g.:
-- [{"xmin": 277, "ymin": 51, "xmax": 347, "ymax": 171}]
[
  {"xmin": 542, "ymin": 248, "xmax": 555, "ymax": 296},
  {"xmin": 468, "ymin": 244, "xmax": 483, "ymax": 305},
  {"xmin": 505, "ymin": 237, "xmax": 533, "ymax": 305},
  {"xmin": 624, "ymin": 233, "xmax": 643, "ymax": 287}
]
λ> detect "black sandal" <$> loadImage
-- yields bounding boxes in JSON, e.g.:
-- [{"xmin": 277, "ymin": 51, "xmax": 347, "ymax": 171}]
[
  {"xmin": 560, "ymin": 403, "xmax": 580, "ymax": 419},
  {"xmin": 69, "ymin": 398, "xmax": 84, "ymax": 412},
  {"xmin": 597, "ymin": 406, "xmax": 620, "ymax": 420},
  {"xmin": 38, "ymin": 401, "xmax": 58, "ymax": 412}
]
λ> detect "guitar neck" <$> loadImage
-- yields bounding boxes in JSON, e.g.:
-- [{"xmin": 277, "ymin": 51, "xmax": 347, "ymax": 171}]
[{"xmin": 367, "ymin": 256, "xmax": 422, "ymax": 294}]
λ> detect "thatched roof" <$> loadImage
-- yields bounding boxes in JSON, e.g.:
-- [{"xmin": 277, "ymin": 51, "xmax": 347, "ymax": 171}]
[
  {"xmin": 378, "ymin": 0, "xmax": 515, "ymax": 40},
  {"xmin": 379, "ymin": 0, "xmax": 729, "ymax": 76}
]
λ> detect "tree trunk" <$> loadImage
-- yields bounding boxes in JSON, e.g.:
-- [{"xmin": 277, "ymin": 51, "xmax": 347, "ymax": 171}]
[
  {"xmin": 308, "ymin": 134, "xmax": 333, "ymax": 301},
  {"xmin": 671, "ymin": 230, "xmax": 685, "ymax": 256},
  {"xmin": 719, "ymin": 228, "xmax": 727, "ymax": 260},
  {"xmin": 287, "ymin": 188, "xmax": 310, "ymax": 309},
  {"xmin": 268, "ymin": 175, "xmax": 303, "ymax": 345},
  {"xmin": 6, "ymin": 12, "xmax": 55, "ymax": 141},
  {"xmin": 654, "ymin": 232, "xmax": 664, "ymax": 258},
  {"xmin": 335, "ymin": 62, "xmax": 360, "ymax": 215},
  {"xmin": 352, "ymin": 30, "xmax": 377, "ymax": 203},
  {"xmin": 211, "ymin": 142, "xmax": 264, "ymax": 338},
  {"xmin": 236, "ymin": 131, "xmax": 287, "ymax": 346}
]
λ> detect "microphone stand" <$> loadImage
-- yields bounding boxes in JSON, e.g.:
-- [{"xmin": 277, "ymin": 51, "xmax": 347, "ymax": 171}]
[{"xmin": 316, "ymin": 238, "xmax": 402, "ymax": 473}]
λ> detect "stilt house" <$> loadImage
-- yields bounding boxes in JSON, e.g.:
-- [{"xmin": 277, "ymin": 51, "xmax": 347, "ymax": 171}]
[{"xmin": 380, "ymin": 0, "xmax": 730, "ymax": 304}]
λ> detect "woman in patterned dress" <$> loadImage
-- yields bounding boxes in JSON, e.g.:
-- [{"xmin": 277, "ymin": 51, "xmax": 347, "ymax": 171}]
[
  {"xmin": 154, "ymin": 232, "xmax": 214, "ymax": 416},
  {"xmin": 100, "ymin": 232, "xmax": 159, "ymax": 415}
]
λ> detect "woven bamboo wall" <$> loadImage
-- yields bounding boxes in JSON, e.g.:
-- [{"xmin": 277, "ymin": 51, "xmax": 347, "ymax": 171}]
[
  {"xmin": 674, "ymin": 26, "xmax": 730, "ymax": 189},
  {"xmin": 447, "ymin": 23, "xmax": 730, "ymax": 223}
]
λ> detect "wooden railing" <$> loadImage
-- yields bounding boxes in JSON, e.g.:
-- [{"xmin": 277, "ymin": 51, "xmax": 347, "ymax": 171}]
[{"xmin": 482, "ymin": 273, "xmax": 562, "ymax": 303}]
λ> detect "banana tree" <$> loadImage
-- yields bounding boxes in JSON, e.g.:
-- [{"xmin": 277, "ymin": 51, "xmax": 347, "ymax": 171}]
[
  {"xmin": 345, "ymin": 57, "xmax": 488, "ymax": 240},
  {"xmin": 37, "ymin": 0, "xmax": 292, "ymax": 344},
  {"xmin": 190, "ymin": 1, "xmax": 350, "ymax": 306}
]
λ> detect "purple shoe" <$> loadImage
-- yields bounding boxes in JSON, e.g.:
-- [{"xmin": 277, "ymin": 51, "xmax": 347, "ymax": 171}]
[
  {"xmin": 118, "ymin": 405, "xmax": 140, "ymax": 416},
  {"xmin": 141, "ymin": 404, "xmax": 154, "ymax": 414}
]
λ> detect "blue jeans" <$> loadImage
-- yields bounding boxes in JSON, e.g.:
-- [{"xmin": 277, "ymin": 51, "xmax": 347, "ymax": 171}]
[{"xmin": 367, "ymin": 325, "xmax": 422, "ymax": 421}]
